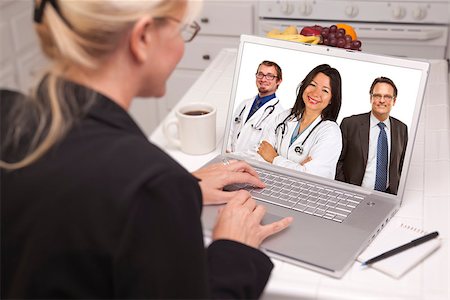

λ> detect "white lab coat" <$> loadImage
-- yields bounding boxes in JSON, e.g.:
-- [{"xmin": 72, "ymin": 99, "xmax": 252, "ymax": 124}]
[
  {"xmin": 228, "ymin": 96, "xmax": 284, "ymax": 154},
  {"xmin": 261, "ymin": 109, "xmax": 342, "ymax": 179}
]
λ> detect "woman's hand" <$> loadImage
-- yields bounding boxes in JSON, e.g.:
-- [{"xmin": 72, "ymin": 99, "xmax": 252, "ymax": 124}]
[
  {"xmin": 212, "ymin": 190, "xmax": 293, "ymax": 248},
  {"xmin": 257, "ymin": 140, "xmax": 278, "ymax": 163},
  {"xmin": 192, "ymin": 160, "xmax": 265, "ymax": 205}
]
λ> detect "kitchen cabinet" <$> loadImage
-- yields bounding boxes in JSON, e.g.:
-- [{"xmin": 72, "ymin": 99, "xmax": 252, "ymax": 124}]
[
  {"xmin": 0, "ymin": 1, "xmax": 49, "ymax": 93},
  {"xmin": 131, "ymin": 0, "xmax": 256, "ymax": 136},
  {"xmin": 0, "ymin": 0, "xmax": 256, "ymax": 136}
]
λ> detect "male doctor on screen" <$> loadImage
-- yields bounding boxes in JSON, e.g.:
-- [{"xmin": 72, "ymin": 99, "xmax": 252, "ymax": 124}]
[
  {"xmin": 228, "ymin": 60, "xmax": 284, "ymax": 154},
  {"xmin": 335, "ymin": 76, "xmax": 408, "ymax": 195}
]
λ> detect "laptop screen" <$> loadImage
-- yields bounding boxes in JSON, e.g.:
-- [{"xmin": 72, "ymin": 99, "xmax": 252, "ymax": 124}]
[{"xmin": 224, "ymin": 35, "xmax": 429, "ymax": 198}]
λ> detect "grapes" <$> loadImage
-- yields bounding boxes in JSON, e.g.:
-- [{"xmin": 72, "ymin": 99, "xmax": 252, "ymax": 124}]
[
  {"xmin": 351, "ymin": 40, "xmax": 362, "ymax": 50},
  {"xmin": 329, "ymin": 38, "xmax": 337, "ymax": 47},
  {"xmin": 336, "ymin": 38, "xmax": 346, "ymax": 48},
  {"xmin": 318, "ymin": 24, "xmax": 362, "ymax": 51},
  {"xmin": 345, "ymin": 34, "xmax": 352, "ymax": 43}
]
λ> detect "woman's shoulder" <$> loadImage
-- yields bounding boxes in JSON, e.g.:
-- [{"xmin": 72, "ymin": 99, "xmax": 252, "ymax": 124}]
[
  {"xmin": 322, "ymin": 119, "xmax": 339, "ymax": 126},
  {"xmin": 275, "ymin": 108, "xmax": 292, "ymax": 120},
  {"xmin": 320, "ymin": 120, "xmax": 341, "ymax": 133},
  {"xmin": 0, "ymin": 89, "xmax": 31, "ymax": 116}
]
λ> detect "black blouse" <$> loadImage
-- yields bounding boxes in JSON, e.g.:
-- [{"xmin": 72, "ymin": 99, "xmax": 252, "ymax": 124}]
[{"xmin": 0, "ymin": 82, "xmax": 273, "ymax": 299}]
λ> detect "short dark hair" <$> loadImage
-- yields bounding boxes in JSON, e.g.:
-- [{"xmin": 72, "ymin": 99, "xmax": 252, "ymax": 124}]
[
  {"xmin": 291, "ymin": 64, "xmax": 342, "ymax": 121},
  {"xmin": 257, "ymin": 60, "xmax": 283, "ymax": 81},
  {"xmin": 369, "ymin": 76, "xmax": 398, "ymax": 98}
]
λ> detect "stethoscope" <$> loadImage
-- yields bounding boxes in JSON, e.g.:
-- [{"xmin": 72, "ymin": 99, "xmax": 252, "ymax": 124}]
[
  {"xmin": 234, "ymin": 99, "xmax": 279, "ymax": 131},
  {"xmin": 275, "ymin": 113, "xmax": 324, "ymax": 155}
]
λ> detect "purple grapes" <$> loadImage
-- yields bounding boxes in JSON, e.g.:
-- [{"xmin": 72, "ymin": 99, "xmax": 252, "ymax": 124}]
[{"xmin": 319, "ymin": 25, "xmax": 362, "ymax": 50}]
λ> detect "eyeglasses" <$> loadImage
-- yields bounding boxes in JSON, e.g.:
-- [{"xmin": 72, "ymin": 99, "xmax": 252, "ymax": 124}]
[
  {"xmin": 371, "ymin": 93, "xmax": 394, "ymax": 101},
  {"xmin": 255, "ymin": 72, "xmax": 278, "ymax": 81},
  {"xmin": 154, "ymin": 16, "xmax": 201, "ymax": 43}
]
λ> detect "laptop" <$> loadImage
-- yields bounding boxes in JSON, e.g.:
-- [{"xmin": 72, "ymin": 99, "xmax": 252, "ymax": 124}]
[{"xmin": 201, "ymin": 35, "xmax": 429, "ymax": 278}]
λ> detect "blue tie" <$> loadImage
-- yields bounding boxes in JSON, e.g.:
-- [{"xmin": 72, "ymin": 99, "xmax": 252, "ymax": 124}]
[
  {"xmin": 375, "ymin": 122, "xmax": 388, "ymax": 191},
  {"xmin": 246, "ymin": 97, "xmax": 261, "ymax": 122}
]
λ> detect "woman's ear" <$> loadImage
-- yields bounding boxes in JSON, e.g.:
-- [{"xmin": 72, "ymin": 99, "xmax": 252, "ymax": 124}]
[{"xmin": 129, "ymin": 16, "xmax": 154, "ymax": 63}]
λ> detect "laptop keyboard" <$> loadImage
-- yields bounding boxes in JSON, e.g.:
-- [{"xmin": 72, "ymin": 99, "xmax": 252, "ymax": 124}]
[{"xmin": 229, "ymin": 167, "xmax": 364, "ymax": 223}]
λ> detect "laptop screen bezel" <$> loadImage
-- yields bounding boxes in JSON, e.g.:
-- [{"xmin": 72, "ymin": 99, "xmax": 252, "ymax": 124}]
[{"xmin": 221, "ymin": 34, "xmax": 430, "ymax": 203}]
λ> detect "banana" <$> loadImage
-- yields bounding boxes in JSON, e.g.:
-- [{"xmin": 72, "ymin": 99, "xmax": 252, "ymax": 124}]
[
  {"xmin": 266, "ymin": 29, "xmax": 281, "ymax": 37},
  {"xmin": 266, "ymin": 33, "xmax": 321, "ymax": 44},
  {"xmin": 310, "ymin": 36, "xmax": 321, "ymax": 44},
  {"xmin": 282, "ymin": 25, "xmax": 298, "ymax": 35}
]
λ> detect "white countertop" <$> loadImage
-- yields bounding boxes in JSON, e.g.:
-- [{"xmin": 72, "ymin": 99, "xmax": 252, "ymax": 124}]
[{"xmin": 151, "ymin": 49, "xmax": 450, "ymax": 299}]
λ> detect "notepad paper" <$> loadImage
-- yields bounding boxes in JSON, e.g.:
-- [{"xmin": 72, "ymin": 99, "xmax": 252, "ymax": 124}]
[{"xmin": 357, "ymin": 220, "xmax": 441, "ymax": 278}]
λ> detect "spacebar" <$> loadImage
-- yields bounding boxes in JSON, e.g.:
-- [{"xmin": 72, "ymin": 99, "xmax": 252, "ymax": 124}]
[{"xmin": 252, "ymin": 194, "xmax": 291, "ymax": 209}]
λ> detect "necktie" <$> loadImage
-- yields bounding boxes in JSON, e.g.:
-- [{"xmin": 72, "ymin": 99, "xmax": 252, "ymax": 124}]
[
  {"xmin": 246, "ymin": 97, "xmax": 261, "ymax": 122},
  {"xmin": 375, "ymin": 122, "xmax": 388, "ymax": 191}
]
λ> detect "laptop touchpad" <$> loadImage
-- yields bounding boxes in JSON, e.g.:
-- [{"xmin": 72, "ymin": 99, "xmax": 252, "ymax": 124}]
[{"xmin": 262, "ymin": 213, "xmax": 284, "ymax": 225}]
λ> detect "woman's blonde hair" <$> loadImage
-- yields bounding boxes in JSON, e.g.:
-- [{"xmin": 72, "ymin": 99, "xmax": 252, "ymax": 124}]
[{"xmin": 0, "ymin": 0, "xmax": 201, "ymax": 170}]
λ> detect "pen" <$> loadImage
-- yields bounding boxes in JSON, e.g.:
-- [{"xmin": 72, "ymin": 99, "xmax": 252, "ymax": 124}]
[{"xmin": 362, "ymin": 231, "xmax": 439, "ymax": 266}]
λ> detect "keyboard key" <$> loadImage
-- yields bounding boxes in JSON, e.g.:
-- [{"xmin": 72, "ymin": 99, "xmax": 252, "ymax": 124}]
[
  {"xmin": 335, "ymin": 206, "xmax": 351, "ymax": 213},
  {"xmin": 327, "ymin": 209, "xmax": 347, "ymax": 218},
  {"xmin": 271, "ymin": 192, "xmax": 282, "ymax": 198},
  {"xmin": 333, "ymin": 215, "xmax": 346, "ymax": 223},
  {"xmin": 347, "ymin": 198, "xmax": 361, "ymax": 204},
  {"xmin": 314, "ymin": 209, "xmax": 326, "ymax": 217},
  {"xmin": 304, "ymin": 207, "xmax": 316, "ymax": 214},
  {"xmin": 338, "ymin": 199, "xmax": 349, "ymax": 206},
  {"xmin": 292, "ymin": 204, "xmax": 307, "ymax": 212},
  {"xmin": 317, "ymin": 198, "xmax": 328, "ymax": 205},
  {"xmin": 261, "ymin": 189, "xmax": 272, "ymax": 196}
]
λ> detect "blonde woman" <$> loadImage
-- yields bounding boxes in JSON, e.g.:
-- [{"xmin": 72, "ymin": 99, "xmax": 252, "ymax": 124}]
[{"xmin": 0, "ymin": 0, "xmax": 291, "ymax": 298}]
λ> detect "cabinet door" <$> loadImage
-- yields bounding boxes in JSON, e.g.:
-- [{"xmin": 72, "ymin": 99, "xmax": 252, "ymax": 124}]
[
  {"xmin": 178, "ymin": 36, "xmax": 240, "ymax": 70},
  {"xmin": 129, "ymin": 69, "xmax": 202, "ymax": 137},
  {"xmin": 129, "ymin": 98, "xmax": 161, "ymax": 137},
  {"xmin": 158, "ymin": 69, "xmax": 203, "ymax": 118},
  {"xmin": 197, "ymin": 1, "xmax": 254, "ymax": 36}
]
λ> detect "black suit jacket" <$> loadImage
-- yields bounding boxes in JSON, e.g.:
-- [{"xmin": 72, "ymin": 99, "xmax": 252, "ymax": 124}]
[
  {"xmin": 335, "ymin": 112, "xmax": 408, "ymax": 195},
  {"xmin": 1, "ymin": 84, "xmax": 272, "ymax": 299}
]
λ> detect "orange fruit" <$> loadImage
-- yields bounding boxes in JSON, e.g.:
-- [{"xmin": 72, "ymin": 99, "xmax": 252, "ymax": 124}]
[{"xmin": 336, "ymin": 23, "xmax": 357, "ymax": 40}]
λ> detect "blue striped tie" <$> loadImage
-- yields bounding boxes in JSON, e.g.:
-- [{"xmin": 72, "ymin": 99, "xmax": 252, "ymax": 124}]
[
  {"xmin": 247, "ymin": 98, "xmax": 261, "ymax": 121},
  {"xmin": 375, "ymin": 122, "xmax": 388, "ymax": 191}
]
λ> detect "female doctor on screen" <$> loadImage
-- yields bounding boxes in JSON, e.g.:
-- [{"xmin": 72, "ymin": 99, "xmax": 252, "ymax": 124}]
[
  {"xmin": 228, "ymin": 60, "xmax": 284, "ymax": 154},
  {"xmin": 258, "ymin": 64, "xmax": 342, "ymax": 179}
]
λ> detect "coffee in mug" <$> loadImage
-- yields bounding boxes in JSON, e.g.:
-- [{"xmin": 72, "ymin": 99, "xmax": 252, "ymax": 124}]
[
  {"xmin": 183, "ymin": 110, "xmax": 210, "ymax": 116},
  {"xmin": 163, "ymin": 103, "xmax": 216, "ymax": 155}
]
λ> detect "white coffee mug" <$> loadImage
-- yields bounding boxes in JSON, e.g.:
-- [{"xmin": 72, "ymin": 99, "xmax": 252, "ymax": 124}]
[{"xmin": 163, "ymin": 103, "xmax": 217, "ymax": 155}]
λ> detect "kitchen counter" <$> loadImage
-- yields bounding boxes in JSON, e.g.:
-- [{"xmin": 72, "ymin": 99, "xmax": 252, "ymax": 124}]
[{"xmin": 150, "ymin": 48, "xmax": 449, "ymax": 299}]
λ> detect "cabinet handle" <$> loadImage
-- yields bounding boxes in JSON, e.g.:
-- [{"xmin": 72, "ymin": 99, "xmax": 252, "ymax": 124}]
[
  {"xmin": 200, "ymin": 17, "xmax": 209, "ymax": 23},
  {"xmin": 202, "ymin": 54, "xmax": 210, "ymax": 60}
]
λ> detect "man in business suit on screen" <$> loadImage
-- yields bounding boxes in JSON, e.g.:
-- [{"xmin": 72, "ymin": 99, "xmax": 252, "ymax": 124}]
[{"xmin": 336, "ymin": 77, "xmax": 408, "ymax": 195}]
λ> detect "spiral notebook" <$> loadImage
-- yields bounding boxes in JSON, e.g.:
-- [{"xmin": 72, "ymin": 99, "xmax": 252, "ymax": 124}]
[{"xmin": 357, "ymin": 220, "xmax": 441, "ymax": 278}]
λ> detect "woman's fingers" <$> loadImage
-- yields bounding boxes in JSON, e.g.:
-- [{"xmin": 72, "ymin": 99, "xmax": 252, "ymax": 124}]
[
  {"xmin": 251, "ymin": 205, "xmax": 293, "ymax": 240},
  {"xmin": 226, "ymin": 160, "xmax": 260, "ymax": 178},
  {"xmin": 223, "ymin": 170, "xmax": 265, "ymax": 188}
]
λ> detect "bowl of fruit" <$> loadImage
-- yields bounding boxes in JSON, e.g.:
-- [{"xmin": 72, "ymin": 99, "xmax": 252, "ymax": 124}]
[{"xmin": 266, "ymin": 23, "xmax": 362, "ymax": 51}]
